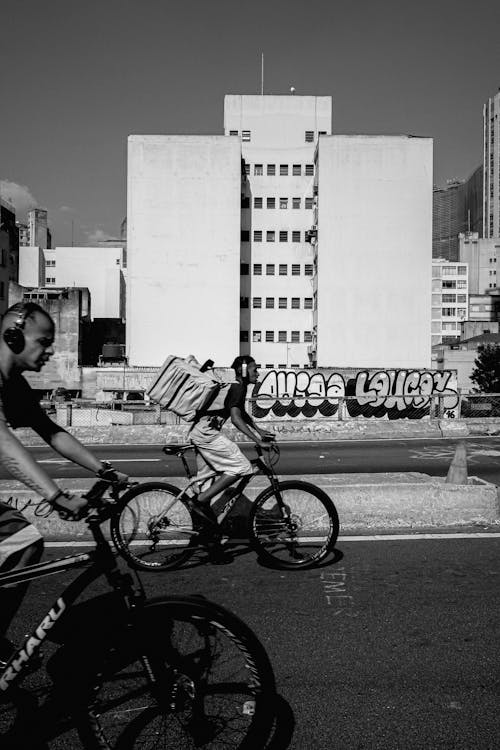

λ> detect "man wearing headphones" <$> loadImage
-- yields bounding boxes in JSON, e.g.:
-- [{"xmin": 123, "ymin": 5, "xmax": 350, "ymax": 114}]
[
  {"xmin": 189, "ymin": 355, "xmax": 274, "ymax": 522},
  {"xmin": 0, "ymin": 302, "xmax": 127, "ymax": 665}
]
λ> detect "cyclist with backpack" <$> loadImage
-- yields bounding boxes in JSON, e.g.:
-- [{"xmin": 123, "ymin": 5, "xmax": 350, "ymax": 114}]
[
  {"xmin": 0, "ymin": 302, "xmax": 127, "ymax": 666},
  {"xmin": 189, "ymin": 355, "xmax": 274, "ymax": 522}
]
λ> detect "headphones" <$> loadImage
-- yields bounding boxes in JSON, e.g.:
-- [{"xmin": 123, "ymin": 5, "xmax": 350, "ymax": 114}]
[
  {"xmin": 3, "ymin": 305, "xmax": 31, "ymax": 355},
  {"xmin": 241, "ymin": 362, "xmax": 248, "ymax": 378}
]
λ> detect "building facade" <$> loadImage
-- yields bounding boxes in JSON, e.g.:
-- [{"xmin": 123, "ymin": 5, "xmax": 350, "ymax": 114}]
[
  {"xmin": 28, "ymin": 208, "xmax": 51, "ymax": 249},
  {"xmin": 483, "ymin": 91, "xmax": 500, "ymax": 239},
  {"xmin": 433, "ymin": 166, "xmax": 483, "ymax": 261},
  {"xmin": 458, "ymin": 232, "xmax": 500, "ymax": 294},
  {"xmin": 224, "ymin": 94, "xmax": 332, "ymax": 368},
  {"xmin": 0, "ymin": 198, "xmax": 19, "ymax": 315},
  {"xmin": 313, "ymin": 135, "xmax": 433, "ymax": 367},
  {"xmin": 432, "ymin": 260, "xmax": 469, "ymax": 346}
]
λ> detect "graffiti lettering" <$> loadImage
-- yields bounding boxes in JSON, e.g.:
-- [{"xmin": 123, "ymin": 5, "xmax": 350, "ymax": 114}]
[{"xmin": 251, "ymin": 369, "xmax": 458, "ymax": 421}]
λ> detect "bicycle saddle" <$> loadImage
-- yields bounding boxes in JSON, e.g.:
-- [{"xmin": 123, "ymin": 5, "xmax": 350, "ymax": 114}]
[{"xmin": 162, "ymin": 443, "xmax": 193, "ymax": 456}]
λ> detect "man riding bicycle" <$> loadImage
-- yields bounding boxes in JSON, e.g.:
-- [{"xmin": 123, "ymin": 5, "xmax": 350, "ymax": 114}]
[
  {"xmin": 189, "ymin": 355, "xmax": 274, "ymax": 522},
  {"xmin": 0, "ymin": 302, "xmax": 127, "ymax": 666}
]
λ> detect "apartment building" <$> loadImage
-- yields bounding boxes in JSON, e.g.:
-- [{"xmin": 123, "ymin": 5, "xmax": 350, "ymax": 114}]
[
  {"xmin": 224, "ymin": 94, "xmax": 332, "ymax": 368},
  {"xmin": 432, "ymin": 166, "xmax": 482, "ymax": 261},
  {"xmin": 0, "ymin": 197, "xmax": 19, "ymax": 314},
  {"xmin": 484, "ymin": 90, "xmax": 500, "ymax": 238},
  {"xmin": 459, "ymin": 231, "xmax": 500, "ymax": 293},
  {"xmin": 432, "ymin": 260, "xmax": 469, "ymax": 346}
]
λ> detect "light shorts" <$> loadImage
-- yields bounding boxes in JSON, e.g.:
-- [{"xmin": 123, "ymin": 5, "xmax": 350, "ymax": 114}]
[
  {"xmin": 189, "ymin": 418, "xmax": 253, "ymax": 482},
  {"xmin": 0, "ymin": 502, "xmax": 43, "ymax": 569}
]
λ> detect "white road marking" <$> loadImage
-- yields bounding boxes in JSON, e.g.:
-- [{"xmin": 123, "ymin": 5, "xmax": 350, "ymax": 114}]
[
  {"xmin": 38, "ymin": 458, "xmax": 161, "ymax": 464},
  {"xmin": 44, "ymin": 532, "xmax": 500, "ymax": 548}
]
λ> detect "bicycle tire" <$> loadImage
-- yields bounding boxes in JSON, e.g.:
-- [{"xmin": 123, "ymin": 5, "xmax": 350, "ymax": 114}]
[
  {"xmin": 248, "ymin": 480, "xmax": 339, "ymax": 570},
  {"xmin": 76, "ymin": 596, "xmax": 276, "ymax": 750},
  {"xmin": 110, "ymin": 482, "xmax": 197, "ymax": 571}
]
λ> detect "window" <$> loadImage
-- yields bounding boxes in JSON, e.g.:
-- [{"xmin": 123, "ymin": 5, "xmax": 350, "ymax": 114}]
[
  {"xmin": 278, "ymin": 331, "xmax": 287, "ymax": 342},
  {"xmin": 253, "ymin": 297, "xmax": 262, "ymax": 308},
  {"xmin": 266, "ymin": 231, "xmax": 275, "ymax": 242},
  {"xmin": 46, "ymin": 277, "xmax": 56, "ymax": 284},
  {"xmin": 292, "ymin": 231, "xmax": 301, "ymax": 243},
  {"xmin": 266, "ymin": 264, "xmax": 275, "ymax": 275},
  {"xmin": 291, "ymin": 330, "xmax": 300, "ymax": 342},
  {"xmin": 240, "ymin": 330, "xmax": 249, "ymax": 342},
  {"xmin": 229, "ymin": 130, "xmax": 238, "ymax": 136},
  {"xmin": 305, "ymin": 164, "xmax": 314, "ymax": 176},
  {"xmin": 242, "ymin": 130, "xmax": 251, "ymax": 142},
  {"xmin": 267, "ymin": 197, "xmax": 276, "ymax": 209},
  {"xmin": 45, "ymin": 259, "xmax": 56, "ymax": 267},
  {"xmin": 279, "ymin": 264, "xmax": 287, "ymax": 275},
  {"xmin": 292, "ymin": 164, "xmax": 301, "ymax": 176},
  {"xmin": 265, "ymin": 364, "xmax": 274, "ymax": 369},
  {"xmin": 279, "ymin": 297, "xmax": 287, "ymax": 309},
  {"xmin": 253, "ymin": 263, "xmax": 262, "ymax": 275},
  {"xmin": 244, "ymin": 163, "xmax": 250, "ymax": 175},
  {"xmin": 292, "ymin": 197, "xmax": 301, "ymax": 209},
  {"xmin": 457, "ymin": 280, "xmax": 467, "ymax": 288},
  {"xmin": 266, "ymin": 331, "xmax": 275, "ymax": 342},
  {"xmin": 442, "ymin": 280, "xmax": 456, "ymax": 289},
  {"xmin": 304, "ymin": 331, "xmax": 312, "ymax": 342},
  {"xmin": 240, "ymin": 263, "xmax": 249, "ymax": 275},
  {"xmin": 457, "ymin": 294, "xmax": 467, "ymax": 303},
  {"xmin": 254, "ymin": 164, "xmax": 263, "ymax": 176},
  {"xmin": 253, "ymin": 331, "xmax": 261, "ymax": 342},
  {"xmin": 304, "ymin": 297, "xmax": 313, "ymax": 309},
  {"xmin": 280, "ymin": 164, "xmax": 288, "ymax": 176},
  {"xmin": 280, "ymin": 197, "xmax": 288, "ymax": 209},
  {"xmin": 267, "ymin": 164, "xmax": 276, "ymax": 176},
  {"xmin": 442, "ymin": 266, "xmax": 457, "ymax": 276},
  {"xmin": 318, "ymin": 131, "xmax": 326, "ymax": 136},
  {"xmin": 305, "ymin": 264, "xmax": 313, "ymax": 276},
  {"xmin": 240, "ymin": 297, "xmax": 249, "ymax": 308},
  {"xmin": 292, "ymin": 264, "xmax": 300, "ymax": 276},
  {"xmin": 291, "ymin": 297, "xmax": 300, "ymax": 309},
  {"xmin": 253, "ymin": 230, "xmax": 262, "ymax": 242},
  {"xmin": 457, "ymin": 308, "xmax": 467, "ymax": 317},
  {"xmin": 442, "ymin": 294, "xmax": 456, "ymax": 303},
  {"xmin": 442, "ymin": 308, "xmax": 455, "ymax": 317},
  {"xmin": 305, "ymin": 197, "xmax": 314, "ymax": 209},
  {"xmin": 266, "ymin": 297, "xmax": 274, "ymax": 309},
  {"xmin": 279, "ymin": 231, "xmax": 288, "ymax": 242},
  {"xmin": 254, "ymin": 197, "xmax": 263, "ymax": 208},
  {"xmin": 305, "ymin": 131, "xmax": 314, "ymax": 142},
  {"xmin": 241, "ymin": 230, "xmax": 250, "ymax": 242},
  {"xmin": 457, "ymin": 266, "xmax": 467, "ymax": 275}
]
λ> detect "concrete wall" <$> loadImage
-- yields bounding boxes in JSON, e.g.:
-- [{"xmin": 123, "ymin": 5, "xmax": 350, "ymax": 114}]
[
  {"xmin": 127, "ymin": 135, "xmax": 242, "ymax": 367},
  {"xmin": 19, "ymin": 246, "xmax": 45, "ymax": 287},
  {"xmin": 459, "ymin": 234, "xmax": 500, "ymax": 295},
  {"xmin": 315, "ymin": 135, "xmax": 433, "ymax": 369}
]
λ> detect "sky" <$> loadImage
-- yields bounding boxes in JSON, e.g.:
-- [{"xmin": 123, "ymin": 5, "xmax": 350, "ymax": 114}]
[{"xmin": 1, "ymin": 0, "xmax": 499, "ymax": 246}]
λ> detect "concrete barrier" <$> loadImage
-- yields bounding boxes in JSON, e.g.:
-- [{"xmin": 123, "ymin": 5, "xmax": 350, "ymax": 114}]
[{"xmin": 1, "ymin": 472, "xmax": 498, "ymax": 538}]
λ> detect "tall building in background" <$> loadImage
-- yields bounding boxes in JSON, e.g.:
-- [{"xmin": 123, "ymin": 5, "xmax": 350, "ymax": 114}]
[
  {"xmin": 459, "ymin": 232, "xmax": 500, "ymax": 294},
  {"xmin": 28, "ymin": 208, "xmax": 51, "ymax": 248},
  {"xmin": 224, "ymin": 94, "xmax": 332, "ymax": 368},
  {"xmin": 16, "ymin": 221, "xmax": 29, "ymax": 246},
  {"xmin": 484, "ymin": 90, "xmax": 500, "ymax": 238},
  {"xmin": 432, "ymin": 260, "xmax": 469, "ymax": 346},
  {"xmin": 433, "ymin": 166, "xmax": 483, "ymax": 261}
]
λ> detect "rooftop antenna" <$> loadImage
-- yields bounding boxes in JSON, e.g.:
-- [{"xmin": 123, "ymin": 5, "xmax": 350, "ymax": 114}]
[{"xmin": 261, "ymin": 53, "xmax": 264, "ymax": 95}]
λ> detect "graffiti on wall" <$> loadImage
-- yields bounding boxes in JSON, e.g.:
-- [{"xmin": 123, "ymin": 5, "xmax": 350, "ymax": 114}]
[{"xmin": 251, "ymin": 369, "xmax": 458, "ymax": 420}]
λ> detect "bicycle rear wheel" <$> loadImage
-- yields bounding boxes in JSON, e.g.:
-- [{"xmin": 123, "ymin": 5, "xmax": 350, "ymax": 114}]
[
  {"xmin": 111, "ymin": 482, "xmax": 197, "ymax": 570},
  {"xmin": 76, "ymin": 596, "xmax": 276, "ymax": 750},
  {"xmin": 249, "ymin": 480, "xmax": 339, "ymax": 570}
]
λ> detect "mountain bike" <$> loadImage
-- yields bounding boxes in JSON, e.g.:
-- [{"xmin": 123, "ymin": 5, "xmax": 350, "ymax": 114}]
[
  {"xmin": 0, "ymin": 480, "xmax": 276, "ymax": 749},
  {"xmin": 111, "ymin": 442, "xmax": 339, "ymax": 572}
]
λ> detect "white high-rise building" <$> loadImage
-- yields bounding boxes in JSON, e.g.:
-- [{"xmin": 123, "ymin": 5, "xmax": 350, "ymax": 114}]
[
  {"xmin": 224, "ymin": 94, "xmax": 332, "ymax": 368},
  {"xmin": 483, "ymin": 91, "xmax": 500, "ymax": 239},
  {"xmin": 432, "ymin": 259, "xmax": 469, "ymax": 346}
]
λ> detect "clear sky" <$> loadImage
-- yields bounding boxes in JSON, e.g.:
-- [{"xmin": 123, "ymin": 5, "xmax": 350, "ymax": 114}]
[{"xmin": 1, "ymin": 0, "xmax": 499, "ymax": 246}]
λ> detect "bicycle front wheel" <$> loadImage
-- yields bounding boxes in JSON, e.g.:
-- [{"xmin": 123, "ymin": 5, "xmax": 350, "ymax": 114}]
[
  {"xmin": 111, "ymin": 482, "xmax": 196, "ymax": 570},
  {"xmin": 76, "ymin": 596, "xmax": 276, "ymax": 750},
  {"xmin": 249, "ymin": 480, "xmax": 339, "ymax": 570}
]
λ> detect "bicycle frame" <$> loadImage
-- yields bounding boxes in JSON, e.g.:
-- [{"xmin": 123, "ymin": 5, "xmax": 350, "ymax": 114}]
[{"xmin": 0, "ymin": 515, "xmax": 143, "ymax": 694}]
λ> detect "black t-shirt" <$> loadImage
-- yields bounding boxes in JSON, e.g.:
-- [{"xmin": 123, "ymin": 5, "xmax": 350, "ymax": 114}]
[
  {"xmin": 223, "ymin": 381, "xmax": 247, "ymax": 417},
  {"xmin": 0, "ymin": 371, "xmax": 64, "ymax": 442}
]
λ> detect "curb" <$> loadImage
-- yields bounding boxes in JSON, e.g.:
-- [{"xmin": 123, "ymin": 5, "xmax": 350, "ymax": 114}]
[{"xmin": 2, "ymin": 473, "xmax": 498, "ymax": 537}]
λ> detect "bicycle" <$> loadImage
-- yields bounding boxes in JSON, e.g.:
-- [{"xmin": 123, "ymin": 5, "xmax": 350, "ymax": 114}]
[
  {"xmin": 0, "ymin": 479, "xmax": 276, "ymax": 749},
  {"xmin": 111, "ymin": 441, "xmax": 340, "ymax": 572}
]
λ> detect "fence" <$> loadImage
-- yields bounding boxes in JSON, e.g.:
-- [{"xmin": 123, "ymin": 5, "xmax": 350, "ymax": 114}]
[{"xmin": 47, "ymin": 393, "xmax": 500, "ymax": 427}]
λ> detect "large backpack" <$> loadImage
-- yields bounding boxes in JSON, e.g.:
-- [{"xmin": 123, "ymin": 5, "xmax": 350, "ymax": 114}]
[{"xmin": 147, "ymin": 355, "xmax": 234, "ymax": 422}]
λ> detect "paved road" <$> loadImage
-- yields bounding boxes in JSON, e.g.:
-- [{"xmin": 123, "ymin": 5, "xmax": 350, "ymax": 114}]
[
  {"xmin": 3, "ymin": 536, "xmax": 499, "ymax": 749},
  {"xmin": 10, "ymin": 435, "xmax": 500, "ymax": 484}
]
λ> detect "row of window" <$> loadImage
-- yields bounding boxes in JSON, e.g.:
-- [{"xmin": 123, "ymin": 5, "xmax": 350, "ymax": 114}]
[
  {"xmin": 46, "ymin": 277, "xmax": 56, "ymax": 284},
  {"xmin": 442, "ymin": 280, "xmax": 467, "ymax": 289},
  {"xmin": 240, "ymin": 297, "xmax": 313, "ymax": 309},
  {"xmin": 245, "ymin": 163, "xmax": 315, "ymax": 177},
  {"xmin": 240, "ymin": 263, "xmax": 314, "ymax": 276},
  {"xmin": 240, "ymin": 330, "xmax": 313, "ymax": 343},
  {"xmin": 249, "ymin": 196, "xmax": 315, "ymax": 209},
  {"xmin": 46, "ymin": 259, "xmax": 56, "ymax": 267},
  {"xmin": 441, "ymin": 294, "xmax": 467, "ymax": 303},
  {"xmin": 441, "ymin": 266, "xmax": 467, "ymax": 276},
  {"xmin": 442, "ymin": 308, "xmax": 467, "ymax": 317},
  {"xmin": 241, "ymin": 229, "xmax": 312, "ymax": 243},
  {"xmin": 229, "ymin": 130, "xmax": 326, "ymax": 143}
]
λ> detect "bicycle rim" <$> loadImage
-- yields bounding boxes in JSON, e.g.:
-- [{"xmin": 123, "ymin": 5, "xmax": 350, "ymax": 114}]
[
  {"xmin": 111, "ymin": 483, "xmax": 196, "ymax": 570},
  {"xmin": 250, "ymin": 481, "xmax": 339, "ymax": 569},
  {"xmin": 77, "ymin": 597, "xmax": 276, "ymax": 750}
]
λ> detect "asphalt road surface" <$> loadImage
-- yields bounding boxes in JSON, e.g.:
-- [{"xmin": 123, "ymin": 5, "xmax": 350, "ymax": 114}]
[
  {"xmin": 2, "ymin": 536, "xmax": 499, "ymax": 749},
  {"xmin": 10, "ymin": 435, "xmax": 500, "ymax": 485}
]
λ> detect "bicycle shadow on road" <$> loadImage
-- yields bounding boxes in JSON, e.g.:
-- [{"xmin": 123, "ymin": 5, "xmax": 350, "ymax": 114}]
[{"xmin": 265, "ymin": 694, "xmax": 295, "ymax": 749}]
